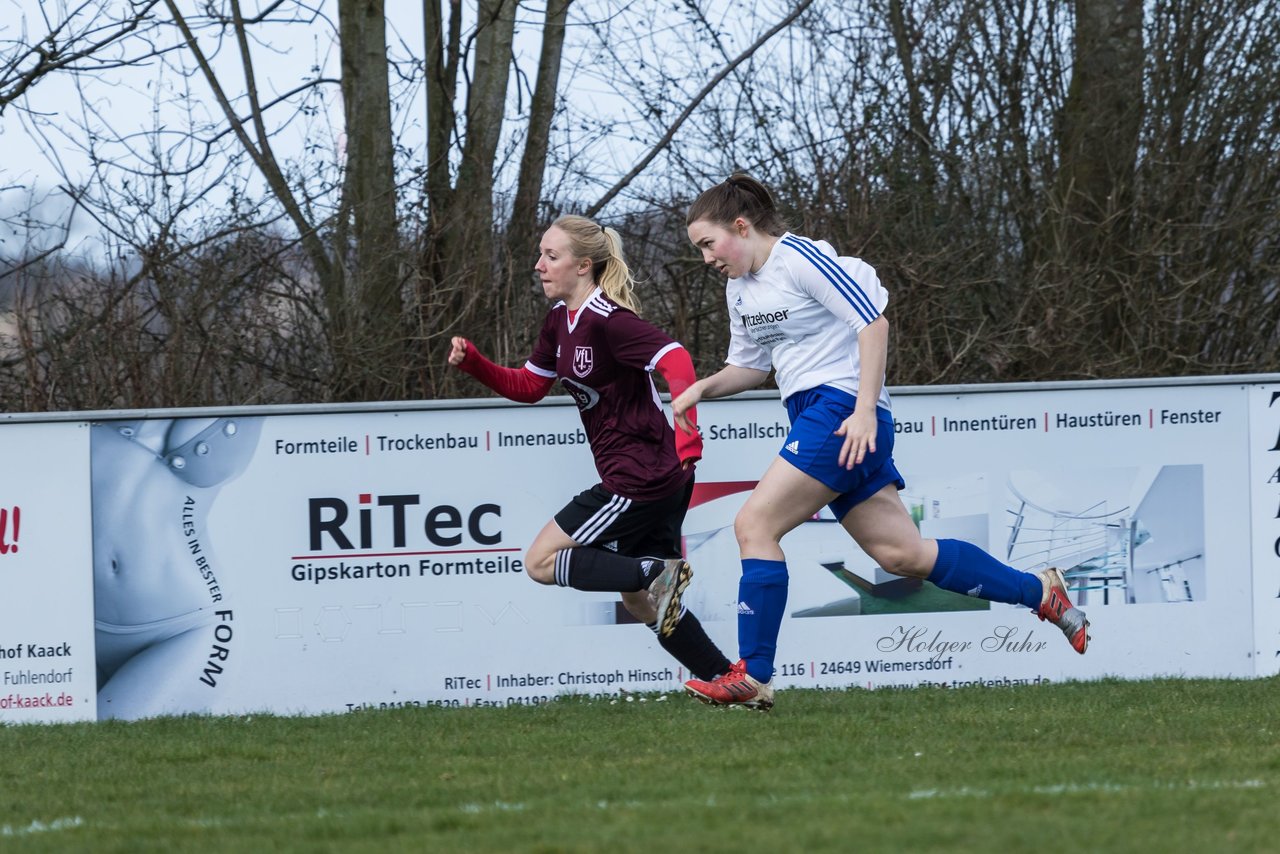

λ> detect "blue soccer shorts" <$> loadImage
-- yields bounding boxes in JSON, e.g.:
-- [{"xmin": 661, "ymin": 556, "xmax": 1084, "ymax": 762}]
[{"xmin": 780, "ymin": 385, "xmax": 906, "ymax": 521}]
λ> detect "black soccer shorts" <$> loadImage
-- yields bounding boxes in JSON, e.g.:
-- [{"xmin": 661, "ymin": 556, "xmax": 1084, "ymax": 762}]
[{"xmin": 554, "ymin": 477, "xmax": 694, "ymax": 559}]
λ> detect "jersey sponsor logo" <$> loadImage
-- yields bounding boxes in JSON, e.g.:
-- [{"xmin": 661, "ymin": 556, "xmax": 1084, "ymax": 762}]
[
  {"xmin": 784, "ymin": 440, "xmax": 800, "ymax": 454},
  {"xmin": 741, "ymin": 309, "xmax": 790, "ymax": 328},
  {"xmin": 560, "ymin": 377, "xmax": 601, "ymax": 412},
  {"xmin": 573, "ymin": 345, "xmax": 594, "ymax": 377}
]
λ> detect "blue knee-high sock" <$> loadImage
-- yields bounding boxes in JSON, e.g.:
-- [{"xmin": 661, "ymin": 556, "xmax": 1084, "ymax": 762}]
[
  {"xmin": 738, "ymin": 558, "xmax": 788, "ymax": 683},
  {"xmin": 928, "ymin": 539, "xmax": 1042, "ymax": 609}
]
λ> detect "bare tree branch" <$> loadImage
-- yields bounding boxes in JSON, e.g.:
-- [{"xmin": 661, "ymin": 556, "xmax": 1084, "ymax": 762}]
[
  {"xmin": 584, "ymin": 0, "xmax": 815, "ymax": 217},
  {"xmin": 0, "ymin": 1, "xmax": 165, "ymax": 112},
  {"xmin": 161, "ymin": 0, "xmax": 335, "ymax": 284}
]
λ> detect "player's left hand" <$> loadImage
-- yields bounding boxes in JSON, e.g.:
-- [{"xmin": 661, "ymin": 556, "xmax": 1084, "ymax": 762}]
[{"xmin": 834, "ymin": 409, "xmax": 877, "ymax": 470}]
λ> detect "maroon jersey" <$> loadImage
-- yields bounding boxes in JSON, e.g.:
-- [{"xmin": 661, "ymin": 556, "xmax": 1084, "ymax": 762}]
[{"xmin": 526, "ymin": 288, "xmax": 691, "ymax": 501}]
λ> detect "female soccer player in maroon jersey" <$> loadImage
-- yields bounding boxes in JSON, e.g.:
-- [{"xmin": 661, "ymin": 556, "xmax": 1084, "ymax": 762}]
[{"xmin": 447, "ymin": 215, "xmax": 732, "ymax": 683}]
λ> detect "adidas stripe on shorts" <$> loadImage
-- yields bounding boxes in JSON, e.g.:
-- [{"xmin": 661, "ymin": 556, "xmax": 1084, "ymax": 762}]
[{"xmin": 553, "ymin": 478, "xmax": 694, "ymax": 559}]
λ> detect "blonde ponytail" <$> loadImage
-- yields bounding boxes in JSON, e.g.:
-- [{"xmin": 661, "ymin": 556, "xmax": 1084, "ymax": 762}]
[{"xmin": 598, "ymin": 226, "xmax": 640, "ymax": 314}]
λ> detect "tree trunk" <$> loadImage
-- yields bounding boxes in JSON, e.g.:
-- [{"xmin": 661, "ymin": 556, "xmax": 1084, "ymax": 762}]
[
  {"xmin": 339, "ymin": 0, "xmax": 403, "ymax": 400},
  {"xmin": 1041, "ymin": 0, "xmax": 1144, "ymax": 365},
  {"xmin": 498, "ymin": 0, "xmax": 573, "ymax": 354},
  {"xmin": 451, "ymin": 0, "xmax": 516, "ymax": 251},
  {"xmin": 418, "ymin": 0, "xmax": 518, "ymax": 395},
  {"xmin": 507, "ymin": 0, "xmax": 573, "ymax": 275},
  {"xmin": 424, "ymin": 0, "xmax": 461, "ymax": 225},
  {"xmin": 1056, "ymin": 0, "xmax": 1143, "ymax": 223}
]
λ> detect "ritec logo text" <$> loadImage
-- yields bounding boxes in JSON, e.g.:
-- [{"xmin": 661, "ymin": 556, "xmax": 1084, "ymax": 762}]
[{"xmin": 307, "ymin": 494, "xmax": 501, "ymax": 552}]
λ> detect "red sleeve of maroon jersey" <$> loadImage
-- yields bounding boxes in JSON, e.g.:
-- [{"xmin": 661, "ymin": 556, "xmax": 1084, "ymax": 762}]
[
  {"xmin": 654, "ymin": 346, "xmax": 703, "ymax": 465},
  {"xmin": 455, "ymin": 339, "xmax": 555, "ymax": 403}
]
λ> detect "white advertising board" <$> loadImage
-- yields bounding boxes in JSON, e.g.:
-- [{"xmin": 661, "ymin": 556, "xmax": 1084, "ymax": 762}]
[
  {"xmin": 1250, "ymin": 384, "xmax": 1280, "ymax": 676},
  {"xmin": 81, "ymin": 379, "xmax": 1261, "ymax": 719},
  {"xmin": 0, "ymin": 422, "xmax": 96, "ymax": 724},
  {"xmin": 689, "ymin": 383, "xmax": 1253, "ymax": 693},
  {"xmin": 90, "ymin": 409, "xmax": 679, "ymax": 719}
]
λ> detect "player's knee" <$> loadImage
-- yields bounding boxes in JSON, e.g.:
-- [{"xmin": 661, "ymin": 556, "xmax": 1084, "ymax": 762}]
[
  {"xmin": 869, "ymin": 543, "xmax": 931, "ymax": 579},
  {"xmin": 733, "ymin": 511, "xmax": 780, "ymax": 554}
]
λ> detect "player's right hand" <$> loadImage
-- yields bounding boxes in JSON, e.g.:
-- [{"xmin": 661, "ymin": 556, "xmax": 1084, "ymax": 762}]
[{"xmin": 447, "ymin": 336, "xmax": 469, "ymax": 367}]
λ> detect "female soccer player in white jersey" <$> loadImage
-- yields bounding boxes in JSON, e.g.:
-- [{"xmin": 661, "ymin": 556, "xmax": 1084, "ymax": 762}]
[
  {"xmin": 673, "ymin": 174, "xmax": 1089, "ymax": 710},
  {"xmin": 447, "ymin": 214, "xmax": 733, "ymax": 684}
]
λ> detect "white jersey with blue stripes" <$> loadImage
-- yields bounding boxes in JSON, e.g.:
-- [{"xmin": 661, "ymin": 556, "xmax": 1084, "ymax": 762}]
[{"xmin": 724, "ymin": 232, "xmax": 891, "ymax": 410}]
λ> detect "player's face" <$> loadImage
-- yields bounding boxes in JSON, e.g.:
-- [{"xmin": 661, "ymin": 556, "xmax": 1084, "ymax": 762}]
[
  {"xmin": 688, "ymin": 218, "xmax": 753, "ymax": 279},
  {"xmin": 535, "ymin": 226, "xmax": 590, "ymax": 301}
]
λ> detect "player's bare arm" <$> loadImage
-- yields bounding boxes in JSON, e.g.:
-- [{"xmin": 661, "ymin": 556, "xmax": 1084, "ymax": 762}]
[
  {"xmin": 672, "ymin": 365, "xmax": 769, "ymax": 432},
  {"xmin": 835, "ymin": 316, "xmax": 889, "ymax": 468}
]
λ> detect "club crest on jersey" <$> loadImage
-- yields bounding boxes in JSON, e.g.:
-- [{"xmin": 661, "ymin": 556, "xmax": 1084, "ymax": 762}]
[{"xmin": 572, "ymin": 346, "xmax": 594, "ymax": 377}]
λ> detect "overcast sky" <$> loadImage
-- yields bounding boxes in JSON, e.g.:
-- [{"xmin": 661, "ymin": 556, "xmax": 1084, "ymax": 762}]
[{"xmin": 1, "ymin": 1, "xmax": 804, "ymax": 258}]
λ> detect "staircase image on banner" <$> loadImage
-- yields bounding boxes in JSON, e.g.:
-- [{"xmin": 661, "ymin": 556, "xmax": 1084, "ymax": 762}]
[{"xmin": 1003, "ymin": 467, "xmax": 1206, "ymax": 607}]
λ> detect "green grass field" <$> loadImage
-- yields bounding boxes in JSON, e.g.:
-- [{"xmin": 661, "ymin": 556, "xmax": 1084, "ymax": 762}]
[{"xmin": 3, "ymin": 677, "xmax": 1278, "ymax": 852}]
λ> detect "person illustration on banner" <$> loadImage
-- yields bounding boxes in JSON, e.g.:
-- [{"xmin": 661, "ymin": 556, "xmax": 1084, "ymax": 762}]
[
  {"xmin": 672, "ymin": 173, "xmax": 1090, "ymax": 711},
  {"xmin": 448, "ymin": 214, "xmax": 734, "ymax": 685},
  {"xmin": 92, "ymin": 416, "xmax": 263, "ymax": 719}
]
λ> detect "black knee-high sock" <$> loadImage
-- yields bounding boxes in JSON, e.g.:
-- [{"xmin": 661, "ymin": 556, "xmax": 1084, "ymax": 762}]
[
  {"xmin": 651, "ymin": 610, "xmax": 733, "ymax": 681},
  {"xmin": 555, "ymin": 548, "xmax": 661, "ymax": 591}
]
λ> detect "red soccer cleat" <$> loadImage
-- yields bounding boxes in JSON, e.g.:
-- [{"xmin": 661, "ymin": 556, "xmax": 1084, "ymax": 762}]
[
  {"xmin": 1037, "ymin": 567, "xmax": 1090, "ymax": 654},
  {"xmin": 684, "ymin": 659, "xmax": 774, "ymax": 711}
]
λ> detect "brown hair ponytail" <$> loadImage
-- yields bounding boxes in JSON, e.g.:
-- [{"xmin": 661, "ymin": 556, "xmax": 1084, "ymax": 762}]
[{"xmin": 686, "ymin": 172, "xmax": 788, "ymax": 236}]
